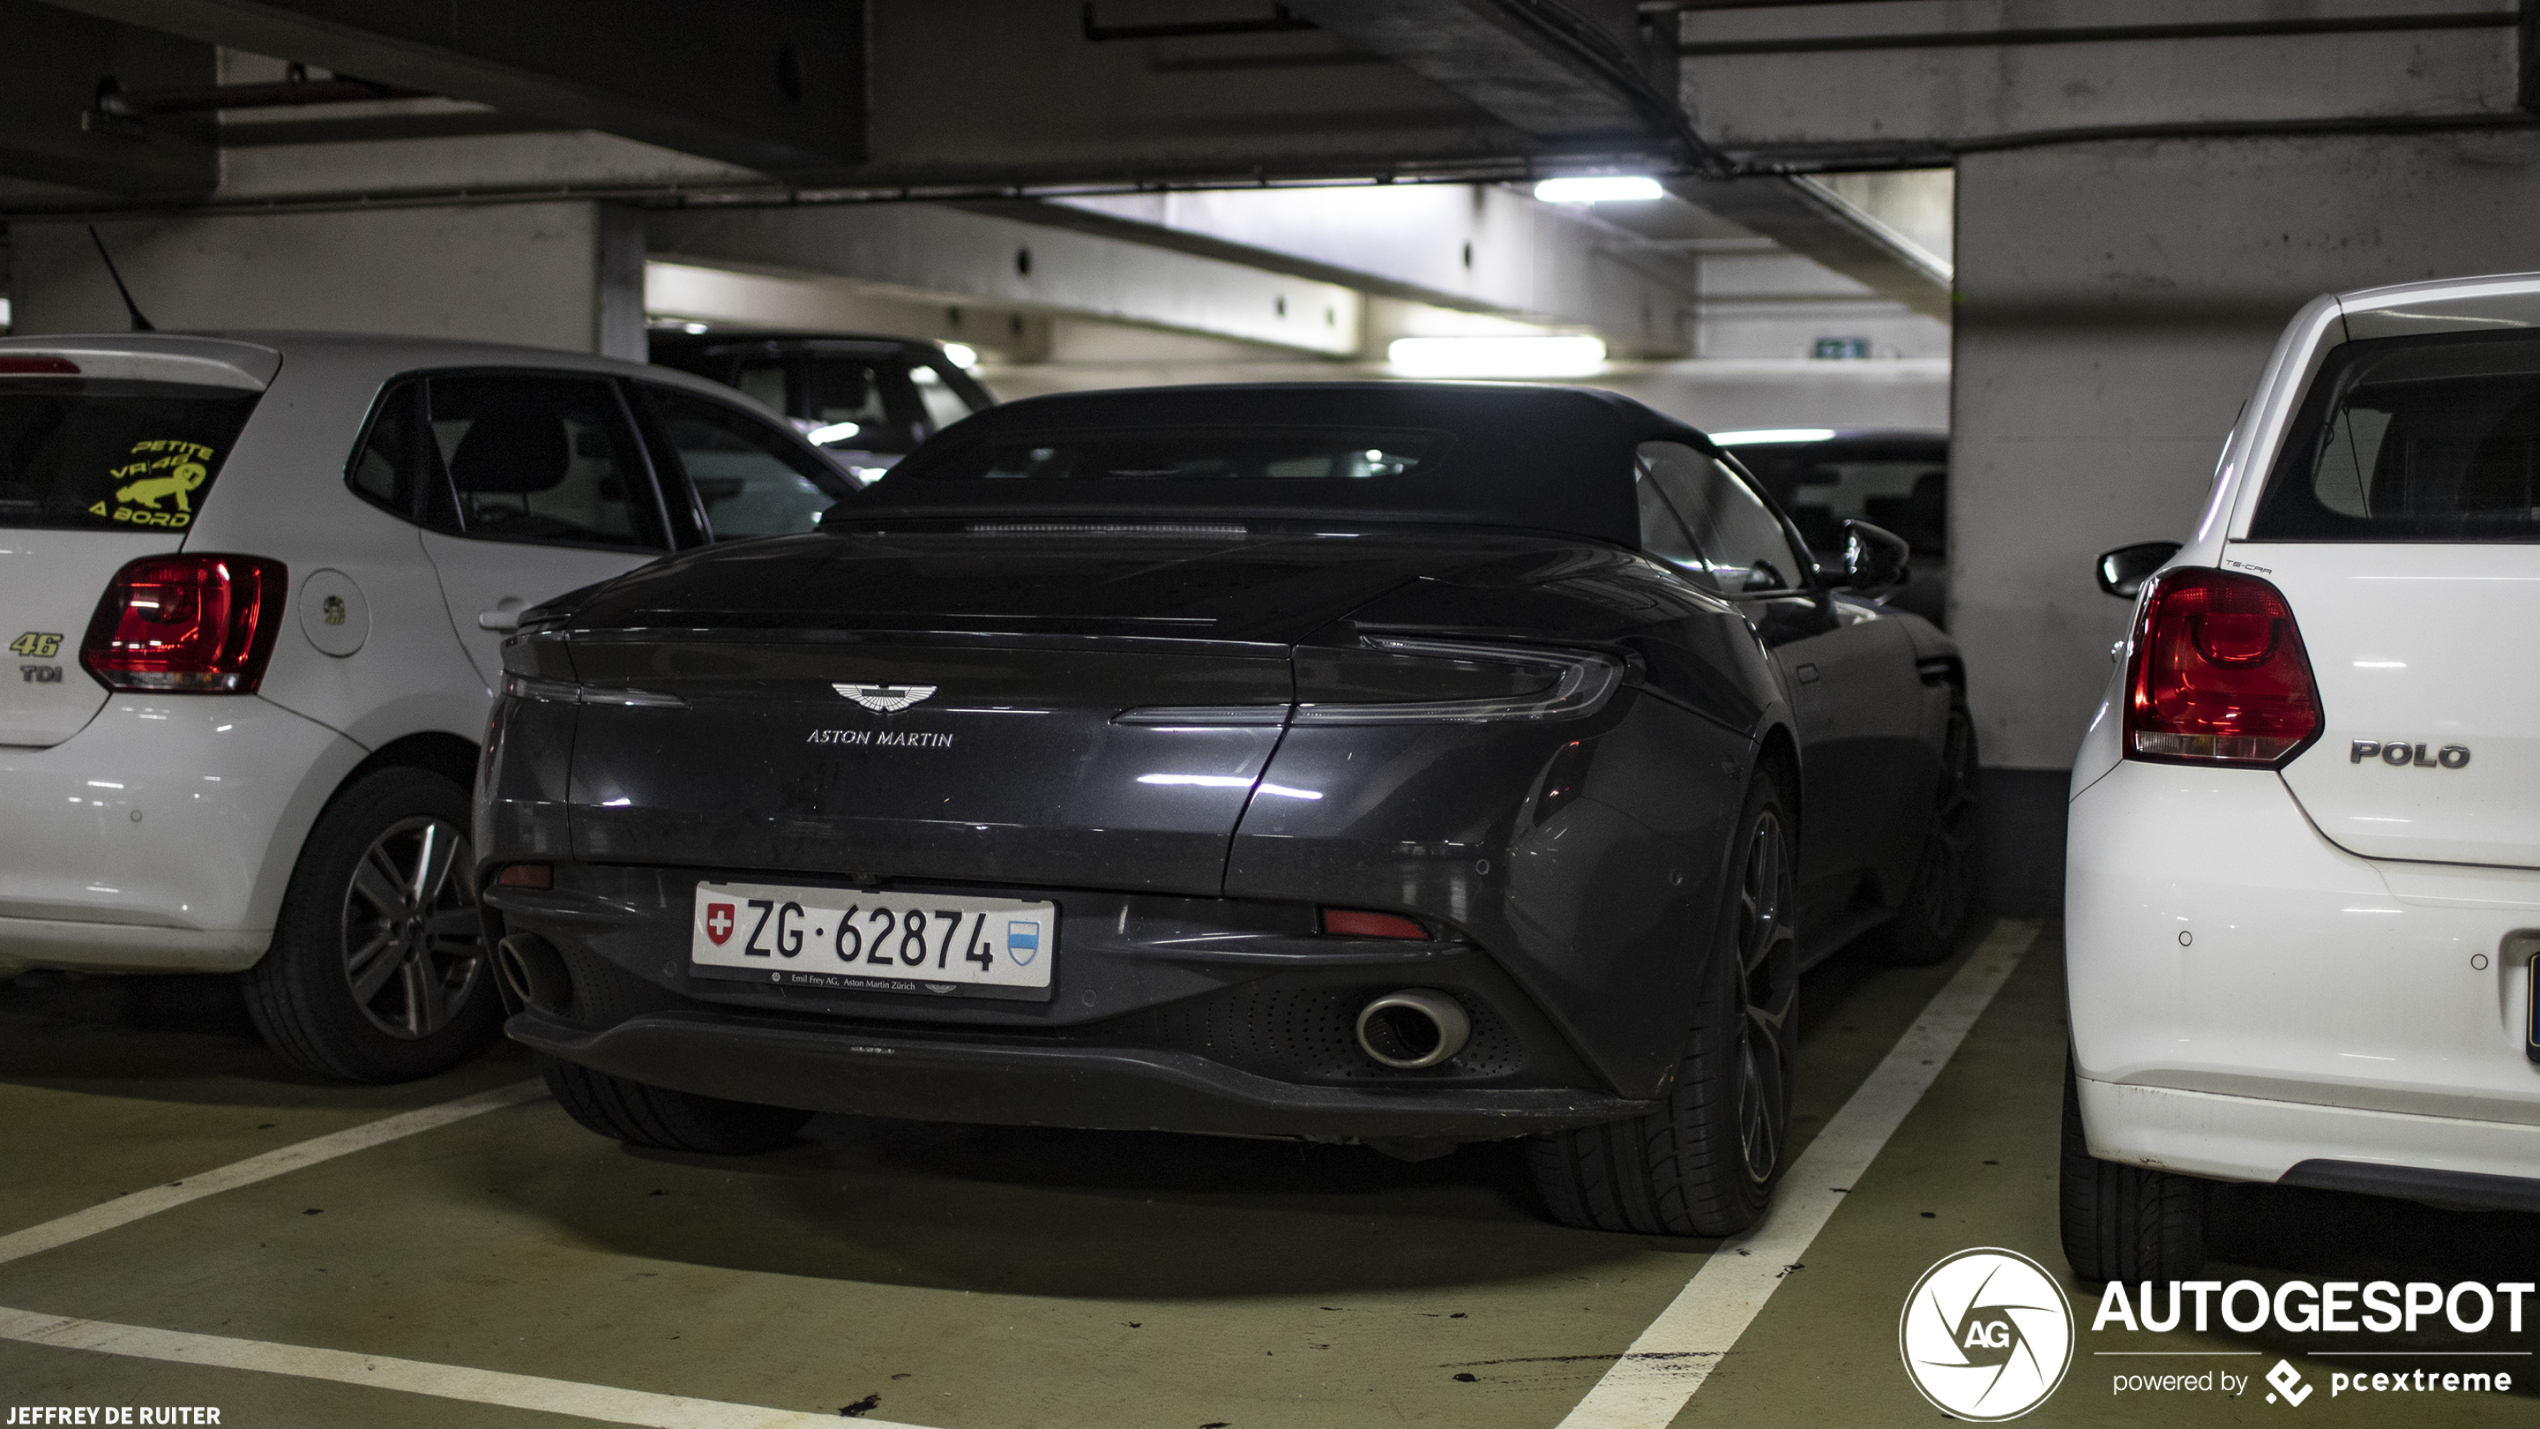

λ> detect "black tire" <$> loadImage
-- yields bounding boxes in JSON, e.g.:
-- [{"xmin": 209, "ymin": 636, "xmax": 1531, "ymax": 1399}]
[
  {"xmin": 241, "ymin": 766, "xmax": 500, "ymax": 1082},
  {"xmin": 2060, "ymin": 1051, "xmax": 2207, "ymax": 1280},
  {"xmin": 542, "ymin": 1055, "xmax": 812, "ymax": 1155},
  {"xmin": 1875, "ymin": 694, "xmax": 1980, "ymax": 966},
  {"xmin": 1529, "ymin": 771, "xmax": 1799, "ymax": 1236}
]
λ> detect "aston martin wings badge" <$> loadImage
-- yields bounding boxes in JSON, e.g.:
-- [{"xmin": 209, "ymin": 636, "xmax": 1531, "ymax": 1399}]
[{"xmin": 834, "ymin": 683, "xmax": 938, "ymax": 713}]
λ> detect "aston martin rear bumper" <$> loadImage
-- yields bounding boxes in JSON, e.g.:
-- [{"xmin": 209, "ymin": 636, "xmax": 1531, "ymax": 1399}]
[{"xmin": 506, "ymin": 1005, "xmax": 1654, "ymax": 1141}]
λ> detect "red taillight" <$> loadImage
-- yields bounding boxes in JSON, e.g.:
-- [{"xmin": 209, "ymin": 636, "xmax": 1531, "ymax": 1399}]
[
  {"xmin": 1322, "ymin": 908, "xmax": 1430, "ymax": 940},
  {"xmin": 494, "ymin": 863, "xmax": 553, "ymax": 890},
  {"xmin": 0, "ymin": 356, "xmax": 79, "ymax": 375},
  {"xmin": 80, "ymin": 554, "xmax": 286, "ymax": 693},
  {"xmin": 2123, "ymin": 567, "xmax": 2321, "ymax": 767}
]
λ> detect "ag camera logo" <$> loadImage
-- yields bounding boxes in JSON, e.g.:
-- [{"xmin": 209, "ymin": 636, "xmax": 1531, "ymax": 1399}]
[{"xmin": 1900, "ymin": 1248, "xmax": 2075, "ymax": 1420}]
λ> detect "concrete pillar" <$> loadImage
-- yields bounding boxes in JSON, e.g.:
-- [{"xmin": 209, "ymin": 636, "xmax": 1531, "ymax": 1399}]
[
  {"xmin": 1951, "ymin": 131, "xmax": 2540, "ymax": 905},
  {"xmin": 12, "ymin": 201, "xmax": 648, "ymax": 359}
]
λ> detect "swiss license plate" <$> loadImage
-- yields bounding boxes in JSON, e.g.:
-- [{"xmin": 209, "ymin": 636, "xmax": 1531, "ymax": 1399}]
[{"xmin": 690, "ymin": 880, "xmax": 1056, "ymax": 1002}]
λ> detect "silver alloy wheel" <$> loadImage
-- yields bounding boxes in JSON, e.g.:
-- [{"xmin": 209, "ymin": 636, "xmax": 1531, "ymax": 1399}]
[
  {"xmin": 1733, "ymin": 806, "xmax": 1798, "ymax": 1185},
  {"xmin": 339, "ymin": 815, "xmax": 484, "ymax": 1039}
]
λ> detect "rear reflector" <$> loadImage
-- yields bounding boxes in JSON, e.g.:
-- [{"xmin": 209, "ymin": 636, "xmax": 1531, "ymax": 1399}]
[
  {"xmin": 80, "ymin": 554, "xmax": 286, "ymax": 693},
  {"xmin": 0, "ymin": 356, "xmax": 79, "ymax": 375},
  {"xmin": 2123, "ymin": 566, "xmax": 2321, "ymax": 767},
  {"xmin": 494, "ymin": 863, "xmax": 554, "ymax": 890},
  {"xmin": 1322, "ymin": 908, "xmax": 1430, "ymax": 940}
]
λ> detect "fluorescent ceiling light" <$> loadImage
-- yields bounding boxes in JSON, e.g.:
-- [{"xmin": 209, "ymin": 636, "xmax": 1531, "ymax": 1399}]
[
  {"xmin": 941, "ymin": 341, "xmax": 979, "ymax": 369},
  {"xmin": 1387, "ymin": 335, "xmax": 1607, "ymax": 378},
  {"xmin": 1710, "ymin": 428, "xmax": 1836, "ymax": 446},
  {"xmin": 806, "ymin": 420, "xmax": 864, "ymax": 445},
  {"xmin": 1534, "ymin": 176, "xmax": 1663, "ymax": 203}
]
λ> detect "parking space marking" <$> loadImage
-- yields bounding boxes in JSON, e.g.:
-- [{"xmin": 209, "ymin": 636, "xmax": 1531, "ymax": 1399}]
[
  {"xmin": 0, "ymin": 1075, "xmax": 924, "ymax": 1426},
  {"xmin": 0, "ymin": 1078, "xmax": 546, "ymax": 1269},
  {"xmin": 1555, "ymin": 919, "xmax": 2041, "ymax": 1429},
  {"xmin": 0, "ymin": 1306, "xmax": 918, "ymax": 1429}
]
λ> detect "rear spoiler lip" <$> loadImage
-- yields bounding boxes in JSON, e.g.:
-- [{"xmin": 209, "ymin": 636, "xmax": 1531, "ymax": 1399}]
[{"xmin": 0, "ymin": 337, "xmax": 281, "ymax": 391}]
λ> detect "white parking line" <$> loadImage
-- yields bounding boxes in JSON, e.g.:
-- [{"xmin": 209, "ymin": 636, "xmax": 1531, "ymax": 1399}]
[
  {"xmin": 0, "ymin": 1307, "xmax": 918, "ymax": 1429},
  {"xmin": 0, "ymin": 1078, "xmax": 547, "ymax": 1269},
  {"xmin": 1555, "ymin": 918, "xmax": 2042, "ymax": 1429},
  {"xmin": 0, "ymin": 1075, "xmax": 916, "ymax": 1426}
]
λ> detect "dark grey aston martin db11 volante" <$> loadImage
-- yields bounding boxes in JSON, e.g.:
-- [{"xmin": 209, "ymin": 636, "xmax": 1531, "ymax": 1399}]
[{"xmin": 475, "ymin": 382, "xmax": 1975, "ymax": 1236}]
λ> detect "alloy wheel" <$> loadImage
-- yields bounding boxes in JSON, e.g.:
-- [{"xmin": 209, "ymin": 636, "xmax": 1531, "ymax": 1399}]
[
  {"xmin": 1913, "ymin": 707, "xmax": 1980, "ymax": 938},
  {"xmin": 339, "ymin": 815, "xmax": 484, "ymax": 1039},
  {"xmin": 1733, "ymin": 806, "xmax": 1798, "ymax": 1185}
]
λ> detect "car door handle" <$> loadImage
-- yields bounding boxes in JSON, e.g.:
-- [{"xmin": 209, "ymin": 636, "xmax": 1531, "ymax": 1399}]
[{"xmin": 477, "ymin": 604, "xmax": 523, "ymax": 632}]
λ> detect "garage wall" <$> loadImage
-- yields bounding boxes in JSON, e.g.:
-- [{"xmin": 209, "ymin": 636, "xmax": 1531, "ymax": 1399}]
[
  {"xmin": 1953, "ymin": 130, "xmax": 2540, "ymax": 775},
  {"xmin": 12, "ymin": 200, "xmax": 647, "ymax": 357}
]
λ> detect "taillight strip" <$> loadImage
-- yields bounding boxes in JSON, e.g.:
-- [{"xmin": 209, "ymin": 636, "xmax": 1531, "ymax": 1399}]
[{"xmin": 1293, "ymin": 638, "xmax": 1623, "ymax": 725}]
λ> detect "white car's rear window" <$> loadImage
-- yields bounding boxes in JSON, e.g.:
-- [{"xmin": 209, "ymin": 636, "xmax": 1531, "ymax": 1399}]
[
  {"xmin": 0, "ymin": 377, "xmax": 261, "ymax": 532},
  {"xmin": 2252, "ymin": 330, "xmax": 2540, "ymax": 542}
]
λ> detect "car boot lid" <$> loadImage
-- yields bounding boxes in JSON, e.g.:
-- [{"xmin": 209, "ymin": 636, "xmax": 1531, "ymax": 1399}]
[
  {"xmin": 2168, "ymin": 271, "xmax": 2540, "ymax": 869},
  {"xmin": 0, "ymin": 337, "xmax": 281, "ymax": 747}
]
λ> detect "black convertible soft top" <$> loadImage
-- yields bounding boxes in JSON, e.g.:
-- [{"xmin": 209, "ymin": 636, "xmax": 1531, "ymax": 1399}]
[{"xmin": 839, "ymin": 382, "xmax": 1711, "ymax": 548}]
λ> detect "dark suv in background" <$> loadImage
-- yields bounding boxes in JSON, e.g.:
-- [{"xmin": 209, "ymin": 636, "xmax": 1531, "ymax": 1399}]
[
  {"xmin": 1722, "ymin": 428, "xmax": 1948, "ymax": 628},
  {"xmin": 648, "ymin": 331, "xmax": 995, "ymax": 483}
]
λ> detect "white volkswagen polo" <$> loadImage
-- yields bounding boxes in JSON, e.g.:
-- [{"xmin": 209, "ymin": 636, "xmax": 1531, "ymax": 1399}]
[
  {"xmin": 0, "ymin": 332, "xmax": 855, "ymax": 1080},
  {"xmin": 2064, "ymin": 271, "xmax": 2540, "ymax": 1279}
]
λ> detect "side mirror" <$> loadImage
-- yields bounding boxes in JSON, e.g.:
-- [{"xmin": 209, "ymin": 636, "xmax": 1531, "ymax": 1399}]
[
  {"xmin": 1831, "ymin": 519, "xmax": 1911, "ymax": 595},
  {"xmin": 2096, "ymin": 540, "xmax": 2181, "ymax": 599}
]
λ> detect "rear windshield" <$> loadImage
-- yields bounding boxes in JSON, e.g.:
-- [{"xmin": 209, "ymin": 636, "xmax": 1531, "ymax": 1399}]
[
  {"xmin": 2252, "ymin": 330, "xmax": 2540, "ymax": 542},
  {"xmin": 898, "ymin": 427, "xmax": 1449, "ymax": 483},
  {"xmin": 0, "ymin": 378, "xmax": 261, "ymax": 532}
]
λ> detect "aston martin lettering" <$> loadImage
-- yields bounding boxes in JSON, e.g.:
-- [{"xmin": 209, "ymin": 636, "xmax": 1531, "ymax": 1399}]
[
  {"xmin": 835, "ymin": 683, "xmax": 936, "ymax": 712},
  {"xmin": 2350, "ymin": 739, "xmax": 2471, "ymax": 769},
  {"xmin": 806, "ymin": 729, "xmax": 956, "ymax": 747}
]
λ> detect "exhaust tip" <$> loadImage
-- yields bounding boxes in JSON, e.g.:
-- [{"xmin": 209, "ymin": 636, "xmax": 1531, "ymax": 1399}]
[
  {"xmin": 1355, "ymin": 988, "xmax": 1471, "ymax": 1069},
  {"xmin": 494, "ymin": 933, "xmax": 573, "ymax": 1011}
]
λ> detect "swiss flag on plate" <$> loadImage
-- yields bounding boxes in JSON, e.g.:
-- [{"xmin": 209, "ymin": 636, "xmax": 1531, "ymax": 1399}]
[{"xmin": 703, "ymin": 902, "xmax": 735, "ymax": 945}]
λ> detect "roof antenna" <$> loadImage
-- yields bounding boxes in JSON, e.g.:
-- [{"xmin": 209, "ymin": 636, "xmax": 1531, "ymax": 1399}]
[{"xmin": 86, "ymin": 226, "xmax": 156, "ymax": 332}]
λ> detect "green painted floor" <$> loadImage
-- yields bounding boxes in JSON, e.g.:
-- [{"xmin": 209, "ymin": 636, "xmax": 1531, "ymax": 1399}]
[{"xmin": 1, "ymin": 926, "xmax": 2531, "ymax": 1428}]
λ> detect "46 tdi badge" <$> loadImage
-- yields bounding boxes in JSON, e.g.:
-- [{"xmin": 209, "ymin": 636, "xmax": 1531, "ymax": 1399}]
[{"xmin": 8, "ymin": 632, "xmax": 62, "ymax": 658}]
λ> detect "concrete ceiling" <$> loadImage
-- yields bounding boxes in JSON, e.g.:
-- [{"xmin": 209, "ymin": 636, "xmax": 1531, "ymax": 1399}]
[{"xmin": 0, "ymin": 0, "xmax": 1970, "ymax": 358}]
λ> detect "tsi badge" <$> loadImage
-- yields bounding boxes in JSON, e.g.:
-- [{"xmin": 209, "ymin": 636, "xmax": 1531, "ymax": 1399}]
[{"xmin": 1899, "ymin": 1247, "xmax": 2075, "ymax": 1421}]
